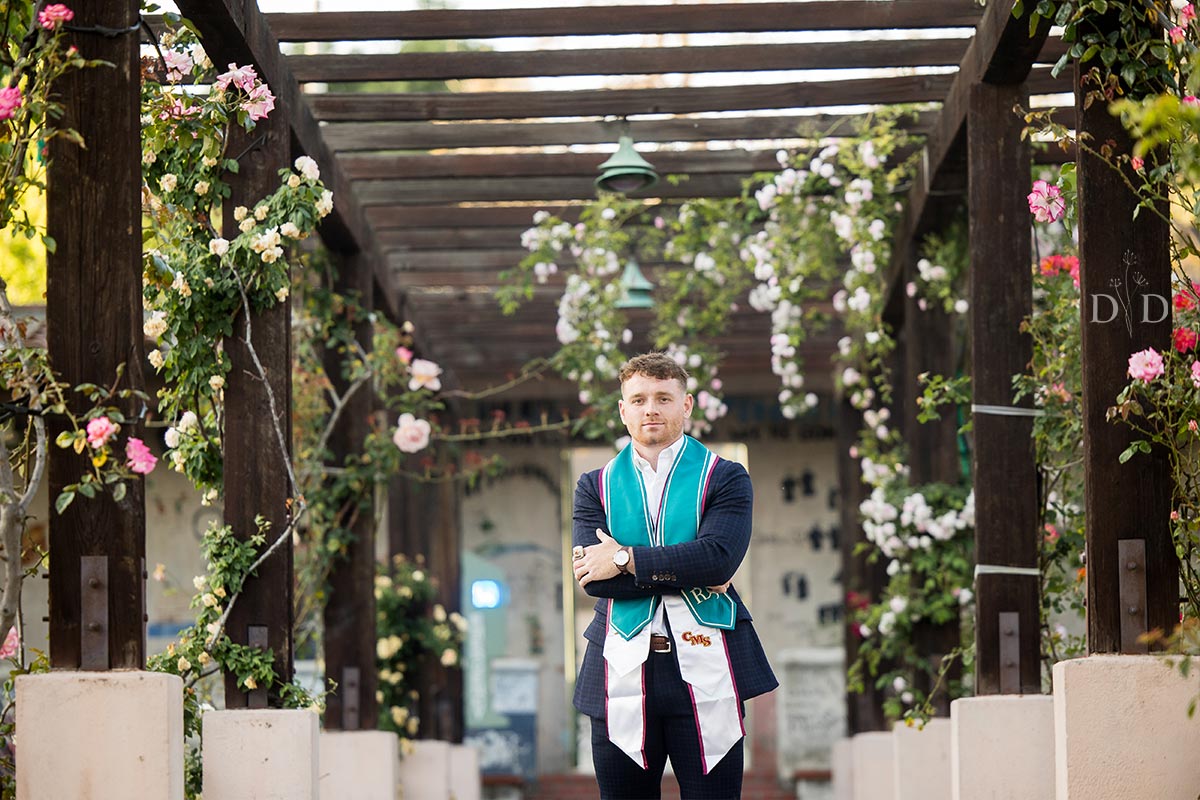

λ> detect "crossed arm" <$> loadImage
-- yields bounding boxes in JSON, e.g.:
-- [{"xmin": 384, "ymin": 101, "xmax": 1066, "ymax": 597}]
[{"xmin": 570, "ymin": 462, "xmax": 753, "ymax": 600}]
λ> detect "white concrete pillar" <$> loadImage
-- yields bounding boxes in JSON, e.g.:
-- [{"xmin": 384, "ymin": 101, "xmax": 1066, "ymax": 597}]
[
  {"xmin": 1054, "ymin": 655, "xmax": 1200, "ymax": 800},
  {"xmin": 202, "ymin": 709, "xmax": 319, "ymax": 800},
  {"xmin": 449, "ymin": 743, "xmax": 482, "ymax": 800},
  {"xmin": 832, "ymin": 738, "xmax": 855, "ymax": 800},
  {"xmin": 398, "ymin": 740, "xmax": 451, "ymax": 800},
  {"xmin": 851, "ymin": 731, "xmax": 895, "ymax": 800},
  {"xmin": 950, "ymin": 695, "xmax": 1054, "ymax": 800},
  {"xmin": 16, "ymin": 671, "xmax": 184, "ymax": 800},
  {"xmin": 318, "ymin": 730, "xmax": 398, "ymax": 800},
  {"xmin": 893, "ymin": 718, "xmax": 951, "ymax": 800}
]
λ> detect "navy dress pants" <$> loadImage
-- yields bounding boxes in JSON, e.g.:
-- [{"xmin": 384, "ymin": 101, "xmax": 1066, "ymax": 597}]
[{"xmin": 589, "ymin": 643, "xmax": 744, "ymax": 800}]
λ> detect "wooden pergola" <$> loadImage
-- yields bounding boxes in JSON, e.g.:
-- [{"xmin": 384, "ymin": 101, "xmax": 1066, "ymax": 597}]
[{"xmin": 44, "ymin": 0, "xmax": 1175, "ymax": 775}]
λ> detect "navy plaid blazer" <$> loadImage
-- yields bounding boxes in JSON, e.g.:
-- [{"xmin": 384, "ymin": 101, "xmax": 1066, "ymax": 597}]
[{"xmin": 571, "ymin": 457, "xmax": 778, "ymax": 719}]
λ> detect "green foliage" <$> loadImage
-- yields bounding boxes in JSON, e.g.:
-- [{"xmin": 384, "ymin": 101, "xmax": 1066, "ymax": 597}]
[{"xmin": 374, "ymin": 554, "xmax": 465, "ymax": 752}]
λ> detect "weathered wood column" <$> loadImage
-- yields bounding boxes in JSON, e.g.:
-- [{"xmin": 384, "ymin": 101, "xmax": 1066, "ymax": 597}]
[
  {"xmin": 1075, "ymin": 55, "xmax": 1176, "ymax": 653},
  {"xmin": 322, "ymin": 253, "xmax": 379, "ymax": 730},
  {"xmin": 966, "ymin": 83, "xmax": 1041, "ymax": 694},
  {"xmin": 387, "ymin": 470, "xmax": 464, "ymax": 741},
  {"xmin": 221, "ymin": 109, "xmax": 294, "ymax": 706},
  {"xmin": 46, "ymin": 0, "xmax": 146, "ymax": 670},
  {"xmin": 836, "ymin": 400, "xmax": 887, "ymax": 732}
]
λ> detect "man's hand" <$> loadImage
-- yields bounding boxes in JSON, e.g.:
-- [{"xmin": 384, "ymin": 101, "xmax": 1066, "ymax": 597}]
[
  {"xmin": 708, "ymin": 579, "xmax": 733, "ymax": 594},
  {"xmin": 573, "ymin": 529, "xmax": 624, "ymax": 587}
]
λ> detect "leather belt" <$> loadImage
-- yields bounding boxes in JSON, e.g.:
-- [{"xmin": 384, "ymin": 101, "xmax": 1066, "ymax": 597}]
[{"xmin": 650, "ymin": 634, "xmax": 672, "ymax": 653}]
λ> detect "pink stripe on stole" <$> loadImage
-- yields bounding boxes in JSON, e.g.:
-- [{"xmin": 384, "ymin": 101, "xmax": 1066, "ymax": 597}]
[
  {"xmin": 686, "ymin": 683, "xmax": 709, "ymax": 775},
  {"xmin": 722, "ymin": 633, "xmax": 746, "ymax": 737},
  {"xmin": 604, "ymin": 602, "xmax": 611, "ymax": 722},
  {"xmin": 699, "ymin": 456, "xmax": 720, "ymax": 514},
  {"xmin": 598, "ymin": 468, "xmax": 606, "ymax": 513}
]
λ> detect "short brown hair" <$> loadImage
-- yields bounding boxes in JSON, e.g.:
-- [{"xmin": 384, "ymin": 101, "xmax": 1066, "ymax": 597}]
[{"xmin": 618, "ymin": 352, "xmax": 690, "ymax": 391}]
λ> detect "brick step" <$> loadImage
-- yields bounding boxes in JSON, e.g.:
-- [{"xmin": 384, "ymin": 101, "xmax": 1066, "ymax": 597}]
[{"xmin": 525, "ymin": 771, "xmax": 794, "ymax": 800}]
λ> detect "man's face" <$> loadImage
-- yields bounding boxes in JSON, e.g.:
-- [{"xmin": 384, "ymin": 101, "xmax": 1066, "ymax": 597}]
[{"xmin": 618, "ymin": 372, "xmax": 693, "ymax": 450}]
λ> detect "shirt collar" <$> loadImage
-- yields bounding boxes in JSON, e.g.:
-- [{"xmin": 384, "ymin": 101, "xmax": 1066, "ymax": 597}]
[{"xmin": 632, "ymin": 434, "xmax": 686, "ymax": 474}]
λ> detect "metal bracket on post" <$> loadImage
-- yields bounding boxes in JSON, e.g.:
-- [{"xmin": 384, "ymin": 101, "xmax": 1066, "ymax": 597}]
[
  {"xmin": 999, "ymin": 612, "xmax": 1020, "ymax": 693},
  {"xmin": 1118, "ymin": 539, "xmax": 1148, "ymax": 654},
  {"xmin": 343, "ymin": 666, "xmax": 361, "ymax": 730},
  {"xmin": 248, "ymin": 625, "xmax": 269, "ymax": 709},
  {"xmin": 80, "ymin": 555, "xmax": 108, "ymax": 670}
]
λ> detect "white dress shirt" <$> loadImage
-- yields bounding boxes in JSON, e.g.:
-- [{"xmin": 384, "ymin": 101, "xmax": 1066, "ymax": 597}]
[{"xmin": 631, "ymin": 434, "xmax": 686, "ymax": 635}]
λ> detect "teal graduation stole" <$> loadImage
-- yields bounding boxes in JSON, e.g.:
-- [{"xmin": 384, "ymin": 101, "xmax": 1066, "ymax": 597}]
[{"xmin": 599, "ymin": 436, "xmax": 737, "ymax": 640}]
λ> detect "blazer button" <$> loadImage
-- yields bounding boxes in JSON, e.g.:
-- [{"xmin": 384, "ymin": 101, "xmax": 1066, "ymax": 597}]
[{"xmin": 653, "ymin": 573, "xmax": 661, "ymax": 581}]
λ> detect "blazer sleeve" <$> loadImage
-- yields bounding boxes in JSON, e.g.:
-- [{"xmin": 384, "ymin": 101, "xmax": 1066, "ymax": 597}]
[
  {"xmin": 629, "ymin": 460, "xmax": 752, "ymax": 590},
  {"xmin": 573, "ymin": 471, "xmax": 664, "ymax": 600}
]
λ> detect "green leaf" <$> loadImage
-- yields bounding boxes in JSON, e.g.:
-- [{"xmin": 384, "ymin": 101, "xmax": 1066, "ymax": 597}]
[
  {"xmin": 1118, "ymin": 444, "xmax": 1137, "ymax": 464},
  {"xmin": 54, "ymin": 491, "xmax": 75, "ymax": 515},
  {"xmin": 111, "ymin": 482, "xmax": 127, "ymax": 503}
]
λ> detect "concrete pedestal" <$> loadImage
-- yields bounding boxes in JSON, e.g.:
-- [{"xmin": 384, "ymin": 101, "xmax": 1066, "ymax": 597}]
[
  {"xmin": 202, "ymin": 709, "xmax": 318, "ymax": 800},
  {"xmin": 1054, "ymin": 655, "xmax": 1200, "ymax": 800},
  {"xmin": 449, "ymin": 743, "xmax": 482, "ymax": 800},
  {"xmin": 318, "ymin": 730, "xmax": 398, "ymax": 800},
  {"xmin": 398, "ymin": 740, "xmax": 450, "ymax": 800},
  {"xmin": 950, "ymin": 695, "xmax": 1054, "ymax": 800},
  {"xmin": 894, "ymin": 718, "xmax": 951, "ymax": 800},
  {"xmin": 851, "ymin": 731, "xmax": 895, "ymax": 800},
  {"xmin": 16, "ymin": 671, "xmax": 184, "ymax": 800},
  {"xmin": 831, "ymin": 738, "xmax": 855, "ymax": 800}
]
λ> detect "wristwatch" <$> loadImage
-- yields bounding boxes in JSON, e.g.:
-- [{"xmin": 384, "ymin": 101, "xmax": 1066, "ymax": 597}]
[{"xmin": 612, "ymin": 546, "xmax": 632, "ymax": 575}]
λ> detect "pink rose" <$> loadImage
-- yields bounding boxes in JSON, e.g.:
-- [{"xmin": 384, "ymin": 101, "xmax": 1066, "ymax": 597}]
[
  {"xmin": 1190, "ymin": 419, "xmax": 1199, "ymax": 432},
  {"xmin": 1127, "ymin": 348, "xmax": 1164, "ymax": 383},
  {"xmin": 1182, "ymin": 3, "xmax": 1197, "ymax": 24},
  {"xmin": 1192, "ymin": 361, "xmax": 1200, "ymax": 389},
  {"xmin": 1175, "ymin": 327, "xmax": 1198, "ymax": 353},
  {"xmin": 0, "ymin": 627, "xmax": 18, "ymax": 660},
  {"xmin": 395, "ymin": 346, "xmax": 413, "ymax": 365},
  {"xmin": 392, "ymin": 413, "xmax": 431, "ymax": 454},
  {"xmin": 37, "ymin": 3, "xmax": 73, "ymax": 30},
  {"xmin": 215, "ymin": 63, "xmax": 258, "ymax": 92},
  {"xmin": 1130, "ymin": 156, "xmax": 1144, "ymax": 172},
  {"xmin": 0, "ymin": 86, "xmax": 23, "ymax": 121},
  {"xmin": 1171, "ymin": 25, "xmax": 1186, "ymax": 44},
  {"xmin": 1027, "ymin": 179, "xmax": 1066, "ymax": 223},
  {"xmin": 125, "ymin": 437, "xmax": 158, "ymax": 475},
  {"xmin": 242, "ymin": 83, "xmax": 275, "ymax": 121},
  {"xmin": 86, "ymin": 416, "xmax": 118, "ymax": 449},
  {"xmin": 1185, "ymin": 95, "xmax": 1200, "ymax": 107}
]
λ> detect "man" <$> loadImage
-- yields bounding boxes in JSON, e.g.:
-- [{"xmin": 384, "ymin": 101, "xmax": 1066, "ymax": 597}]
[{"xmin": 571, "ymin": 352, "xmax": 777, "ymax": 800}]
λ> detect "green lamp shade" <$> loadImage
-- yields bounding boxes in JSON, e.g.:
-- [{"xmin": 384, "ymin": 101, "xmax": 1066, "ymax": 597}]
[
  {"xmin": 615, "ymin": 259, "xmax": 655, "ymax": 309},
  {"xmin": 596, "ymin": 135, "xmax": 658, "ymax": 194}
]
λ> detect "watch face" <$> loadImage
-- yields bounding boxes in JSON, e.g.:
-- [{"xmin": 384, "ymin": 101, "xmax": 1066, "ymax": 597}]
[{"xmin": 614, "ymin": 548, "xmax": 630, "ymax": 566}]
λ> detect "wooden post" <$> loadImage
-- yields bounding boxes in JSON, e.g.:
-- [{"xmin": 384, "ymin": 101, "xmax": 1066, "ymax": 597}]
[
  {"xmin": 1075, "ymin": 59, "xmax": 1176, "ymax": 654},
  {"xmin": 903, "ymin": 257, "xmax": 963, "ymax": 714},
  {"xmin": 322, "ymin": 252, "xmax": 380, "ymax": 730},
  {"xmin": 221, "ymin": 110, "xmax": 294, "ymax": 706},
  {"xmin": 836, "ymin": 400, "xmax": 888, "ymax": 732},
  {"xmin": 967, "ymin": 82, "xmax": 1041, "ymax": 694},
  {"xmin": 45, "ymin": 0, "xmax": 146, "ymax": 670}
]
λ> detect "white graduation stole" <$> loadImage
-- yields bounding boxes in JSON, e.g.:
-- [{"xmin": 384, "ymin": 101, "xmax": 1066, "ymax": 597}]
[{"xmin": 598, "ymin": 437, "xmax": 743, "ymax": 773}]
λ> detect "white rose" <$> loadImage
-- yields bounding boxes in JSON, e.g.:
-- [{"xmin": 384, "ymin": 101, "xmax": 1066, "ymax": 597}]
[
  {"xmin": 158, "ymin": 173, "xmax": 177, "ymax": 193},
  {"xmin": 408, "ymin": 358, "xmax": 442, "ymax": 392},
  {"xmin": 143, "ymin": 311, "xmax": 168, "ymax": 339},
  {"xmin": 254, "ymin": 205, "xmax": 269, "ymax": 221},
  {"xmin": 280, "ymin": 222, "xmax": 300, "ymax": 239},
  {"xmin": 148, "ymin": 349, "xmax": 164, "ymax": 370},
  {"xmin": 294, "ymin": 155, "xmax": 320, "ymax": 182},
  {"xmin": 164, "ymin": 427, "xmax": 180, "ymax": 448},
  {"xmin": 209, "ymin": 375, "xmax": 225, "ymax": 391},
  {"xmin": 209, "ymin": 237, "xmax": 229, "ymax": 256},
  {"xmin": 179, "ymin": 411, "xmax": 199, "ymax": 431},
  {"xmin": 392, "ymin": 413, "xmax": 432, "ymax": 454},
  {"xmin": 316, "ymin": 190, "xmax": 334, "ymax": 217},
  {"xmin": 287, "ymin": 174, "xmax": 301, "ymax": 188},
  {"xmin": 194, "ymin": 181, "xmax": 210, "ymax": 196}
]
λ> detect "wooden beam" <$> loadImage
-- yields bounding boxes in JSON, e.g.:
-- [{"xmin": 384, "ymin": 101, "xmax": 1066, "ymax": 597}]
[
  {"xmin": 322, "ymin": 113, "xmax": 938, "ymax": 152},
  {"xmin": 175, "ymin": 1, "xmax": 380, "ymax": 258},
  {"xmin": 340, "ymin": 149, "xmax": 785, "ymax": 181},
  {"xmin": 267, "ymin": 2, "xmax": 985, "ymax": 42},
  {"xmin": 967, "ymin": 82, "xmax": 1040, "ymax": 695},
  {"xmin": 322, "ymin": 252, "xmax": 379, "ymax": 730},
  {"xmin": 1074, "ymin": 60, "xmax": 1175, "ymax": 654},
  {"xmin": 882, "ymin": 1, "xmax": 1055, "ymax": 323},
  {"xmin": 356, "ymin": 173, "xmax": 751, "ymax": 205},
  {"xmin": 46, "ymin": 0, "xmax": 146, "ymax": 671},
  {"xmin": 222, "ymin": 110, "xmax": 295, "ymax": 706},
  {"xmin": 291, "ymin": 39, "xmax": 984, "ymax": 83},
  {"xmin": 379, "ymin": 227, "xmax": 530, "ymax": 251}
]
